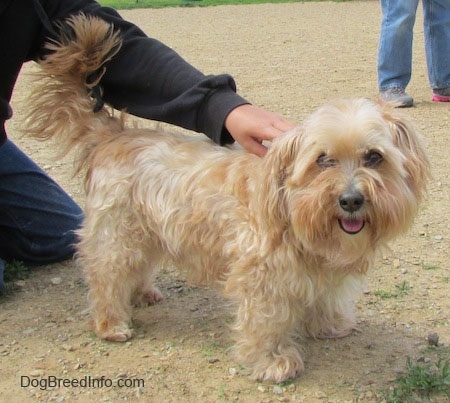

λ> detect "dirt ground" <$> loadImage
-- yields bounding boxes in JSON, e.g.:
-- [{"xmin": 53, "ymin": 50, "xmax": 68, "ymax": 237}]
[{"xmin": 1, "ymin": 2, "xmax": 449, "ymax": 402}]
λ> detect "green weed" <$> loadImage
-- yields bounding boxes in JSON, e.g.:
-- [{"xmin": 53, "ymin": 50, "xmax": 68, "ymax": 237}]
[
  {"xmin": 422, "ymin": 263, "xmax": 440, "ymax": 271},
  {"xmin": 380, "ymin": 357, "xmax": 450, "ymax": 403},
  {"xmin": 375, "ymin": 281, "xmax": 411, "ymax": 299},
  {"xmin": 3, "ymin": 260, "xmax": 29, "ymax": 282}
]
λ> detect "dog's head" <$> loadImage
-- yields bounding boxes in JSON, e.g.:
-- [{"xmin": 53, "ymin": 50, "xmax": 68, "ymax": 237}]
[{"xmin": 259, "ymin": 98, "xmax": 430, "ymax": 263}]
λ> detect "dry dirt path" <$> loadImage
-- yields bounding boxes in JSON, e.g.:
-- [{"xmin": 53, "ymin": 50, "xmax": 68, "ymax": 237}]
[{"xmin": 1, "ymin": 2, "xmax": 449, "ymax": 402}]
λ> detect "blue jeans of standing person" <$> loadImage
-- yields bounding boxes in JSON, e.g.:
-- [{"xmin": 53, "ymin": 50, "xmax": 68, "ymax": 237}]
[
  {"xmin": 0, "ymin": 139, "xmax": 83, "ymax": 291},
  {"xmin": 378, "ymin": 0, "xmax": 450, "ymax": 91}
]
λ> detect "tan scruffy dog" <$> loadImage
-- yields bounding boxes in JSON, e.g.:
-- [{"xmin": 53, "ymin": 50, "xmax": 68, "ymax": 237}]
[{"xmin": 27, "ymin": 15, "xmax": 430, "ymax": 382}]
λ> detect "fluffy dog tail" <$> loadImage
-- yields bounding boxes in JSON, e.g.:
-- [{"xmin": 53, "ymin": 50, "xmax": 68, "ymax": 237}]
[{"xmin": 26, "ymin": 14, "xmax": 122, "ymax": 171}]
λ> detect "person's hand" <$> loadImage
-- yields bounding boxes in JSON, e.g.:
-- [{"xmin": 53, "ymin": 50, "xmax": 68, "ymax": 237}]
[{"xmin": 224, "ymin": 104, "xmax": 296, "ymax": 157}]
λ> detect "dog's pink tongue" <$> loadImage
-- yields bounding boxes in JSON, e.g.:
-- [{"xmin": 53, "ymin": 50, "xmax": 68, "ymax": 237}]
[{"xmin": 340, "ymin": 218, "xmax": 365, "ymax": 234}]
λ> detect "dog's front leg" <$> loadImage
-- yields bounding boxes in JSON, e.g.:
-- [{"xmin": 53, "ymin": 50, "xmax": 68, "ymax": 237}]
[
  {"xmin": 303, "ymin": 274, "xmax": 362, "ymax": 339},
  {"xmin": 229, "ymin": 282, "xmax": 304, "ymax": 382}
]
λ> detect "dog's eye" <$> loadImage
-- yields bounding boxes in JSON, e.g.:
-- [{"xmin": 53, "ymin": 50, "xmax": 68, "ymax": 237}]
[
  {"xmin": 316, "ymin": 153, "xmax": 337, "ymax": 168},
  {"xmin": 364, "ymin": 150, "xmax": 383, "ymax": 168}
]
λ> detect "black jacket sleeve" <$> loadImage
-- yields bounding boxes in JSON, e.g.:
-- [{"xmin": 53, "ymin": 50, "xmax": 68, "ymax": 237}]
[{"xmin": 40, "ymin": 0, "xmax": 249, "ymax": 144}]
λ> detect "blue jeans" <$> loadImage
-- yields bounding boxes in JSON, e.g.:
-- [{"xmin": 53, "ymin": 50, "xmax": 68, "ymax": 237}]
[
  {"xmin": 0, "ymin": 140, "xmax": 83, "ymax": 291},
  {"xmin": 378, "ymin": 0, "xmax": 450, "ymax": 91}
]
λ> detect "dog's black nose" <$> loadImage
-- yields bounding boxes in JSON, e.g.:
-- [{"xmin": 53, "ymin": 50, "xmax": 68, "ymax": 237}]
[{"xmin": 339, "ymin": 191, "xmax": 364, "ymax": 213}]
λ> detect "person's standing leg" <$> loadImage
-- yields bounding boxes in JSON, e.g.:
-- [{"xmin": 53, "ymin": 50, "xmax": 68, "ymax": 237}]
[
  {"xmin": 423, "ymin": 0, "xmax": 450, "ymax": 101},
  {"xmin": 0, "ymin": 139, "xmax": 83, "ymax": 291},
  {"xmin": 378, "ymin": 0, "xmax": 419, "ymax": 106}
]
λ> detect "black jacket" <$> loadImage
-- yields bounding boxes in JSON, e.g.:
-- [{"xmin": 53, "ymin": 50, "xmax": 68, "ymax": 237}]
[{"xmin": 0, "ymin": 0, "xmax": 248, "ymax": 147}]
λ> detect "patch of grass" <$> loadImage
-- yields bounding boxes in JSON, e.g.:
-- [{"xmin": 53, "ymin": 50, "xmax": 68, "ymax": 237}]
[
  {"xmin": 201, "ymin": 341, "xmax": 222, "ymax": 358},
  {"xmin": 422, "ymin": 262, "xmax": 440, "ymax": 271},
  {"xmin": 217, "ymin": 382, "xmax": 228, "ymax": 400},
  {"xmin": 374, "ymin": 281, "xmax": 411, "ymax": 299},
  {"xmin": 380, "ymin": 357, "xmax": 450, "ymax": 403},
  {"xmin": 99, "ymin": 0, "xmax": 353, "ymax": 10},
  {"xmin": 0, "ymin": 260, "xmax": 30, "ymax": 298},
  {"xmin": 374, "ymin": 289, "xmax": 395, "ymax": 299},
  {"xmin": 395, "ymin": 280, "xmax": 411, "ymax": 295},
  {"xmin": 3, "ymin": 260, "xmax": 30, "ymax": 282},
  {"xmin": 276, "ymin": 378, "xmax": 296, "ymax": 388}
]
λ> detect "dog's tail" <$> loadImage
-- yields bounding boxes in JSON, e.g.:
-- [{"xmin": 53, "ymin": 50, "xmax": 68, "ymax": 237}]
[{"xmin": 26, "ymin": 14, "xmax": 122, "ymax": 170}]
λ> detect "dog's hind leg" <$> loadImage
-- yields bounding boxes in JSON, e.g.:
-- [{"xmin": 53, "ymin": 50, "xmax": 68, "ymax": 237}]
[
  {"xmin": 132, "ymin": 261, "xmax": 164, "ymax": 307},
  {"xmin": 79, "ymin": 210, "xmax": 157, "ymax": 342}
]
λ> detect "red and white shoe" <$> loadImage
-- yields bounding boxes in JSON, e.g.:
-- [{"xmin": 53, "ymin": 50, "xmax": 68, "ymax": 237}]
[{"xmin": 432, "ymin": 88, "xmax": 450, "ymax": 102}]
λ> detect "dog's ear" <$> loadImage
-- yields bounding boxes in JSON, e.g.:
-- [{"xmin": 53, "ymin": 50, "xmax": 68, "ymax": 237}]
[
  {"xmin": 380, "ymin": 103, "xmax": 431, "ymax": 200},
  {"xmin": 258, "ymin": 128, "xmax": 303, "ymax": 249}
]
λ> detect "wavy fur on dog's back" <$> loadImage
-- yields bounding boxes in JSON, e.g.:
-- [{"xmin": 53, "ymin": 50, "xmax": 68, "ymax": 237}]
[{"xmin": 26, "ymin": 14, "xmax": 122, "ymax": 171}]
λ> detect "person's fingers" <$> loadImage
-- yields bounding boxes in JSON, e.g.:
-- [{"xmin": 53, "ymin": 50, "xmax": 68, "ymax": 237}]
[
  {"xmin": 257, "ymin": 121, "xmax": 295, "ymax": 142},
  {"xmin": 224, "ymin": 104, "xmax": 296, "ymax": 156},
  {"xmin": 274, "ymin": 118, "xmax": 296, "ymax": 133},
  {"xmin": 240, "ymin": 137, "xmax": 268, "ymax": 157}
]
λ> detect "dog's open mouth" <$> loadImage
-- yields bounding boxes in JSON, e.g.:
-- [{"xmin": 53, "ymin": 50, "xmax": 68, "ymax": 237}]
[{"xmin": 338, "ymin": 218, "xmax": 365, "ymax": 234}]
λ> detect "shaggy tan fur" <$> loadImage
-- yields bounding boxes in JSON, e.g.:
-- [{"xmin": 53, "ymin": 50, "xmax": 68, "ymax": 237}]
[{"xmin": 26, "ymin": 15, "xmax": 430, "ymax": 382}]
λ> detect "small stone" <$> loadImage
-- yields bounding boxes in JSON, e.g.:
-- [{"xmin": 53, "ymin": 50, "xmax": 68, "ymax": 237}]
[
  {"xmin": 30, "ymin": 369, "xmax": 44, "ymax": 377},
  {"xmin": 51, "ymin": 277, "xmax": 62, "ymax": 285},
  {"xmin": 427, "ymin": 332, "xmax": 439, "ymax": 346},
  {"xmin": 393, "ymin": 259, "xmax": 401, "ymax": 269},
  {"xmin": 228, "ymin": 367, "xmax": 237, "ymax": 376},
  {"xmin": 315, "ymin": 391, "xmax": 328, "ymax": 398},
  {"xmin": 208, "ymin": 357, "xmax": 220, "ymax": 364},
  {"xmin": 272, "ymin": 385, "xmax": 283, "ymax": 395},
  {"xmin": 257, "ymin": 385, "xmax": 267, "ymax": 393}
]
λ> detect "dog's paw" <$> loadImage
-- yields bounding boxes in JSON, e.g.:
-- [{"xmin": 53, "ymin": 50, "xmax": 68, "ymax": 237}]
[
  {"xmin": 133, "ymin": 286, "xmax": 164, "ymax": 307},
  {"xmin": 316, "ymin": 325, "xmax": 358, "ymax": 339},
  {"xmin": 251, "ymin": 354, "xmax": 305, "ymax": 382},
  {"xmin": 142, "ymin": 287, "xmax": 164, "ymax": 305},
  {"xmin": 99, "ymin": 324, "xmax": 133, "ymax": 342}
]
